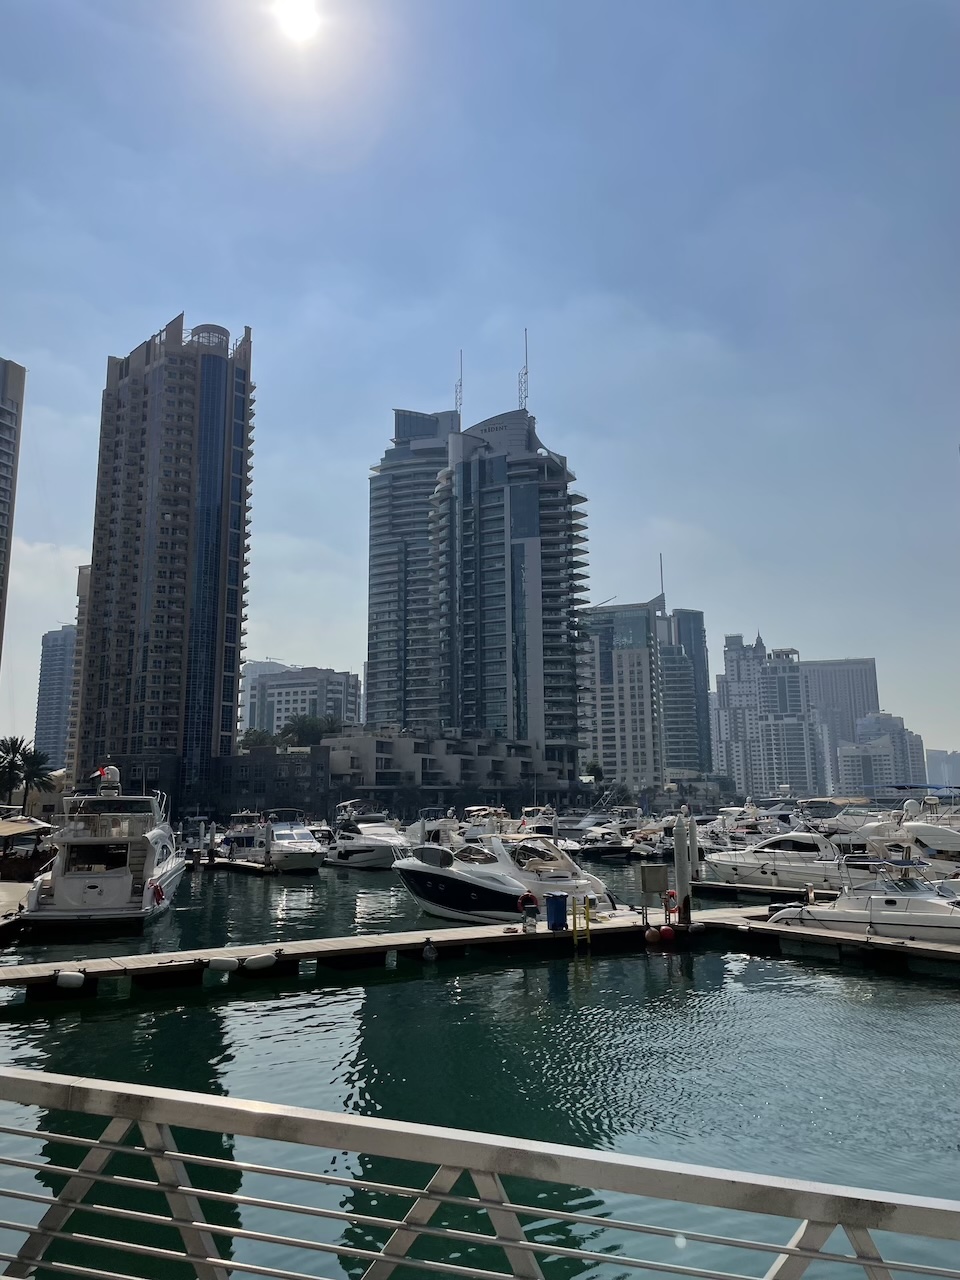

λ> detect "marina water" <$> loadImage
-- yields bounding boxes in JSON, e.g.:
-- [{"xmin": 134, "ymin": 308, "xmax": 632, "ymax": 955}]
[{"xmin": 1, "ymin": 865, "xmax": 959, "ymax": 1277}]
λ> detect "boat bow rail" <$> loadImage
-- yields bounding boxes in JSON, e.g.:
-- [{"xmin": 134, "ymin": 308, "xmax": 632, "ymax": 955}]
[{"xmin": 0, "ymin": 1066, "xmax": 957, "ymax": 1280}]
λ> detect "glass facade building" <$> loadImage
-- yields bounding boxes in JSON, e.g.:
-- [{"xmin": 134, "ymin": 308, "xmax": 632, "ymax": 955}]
[
  {"xmin": 34, "ymin": 624, "xmax": 77, "ymax": 770},
  {"xmin": 77, "ymin": 316, "xmax": 254, "ymax": 801}
]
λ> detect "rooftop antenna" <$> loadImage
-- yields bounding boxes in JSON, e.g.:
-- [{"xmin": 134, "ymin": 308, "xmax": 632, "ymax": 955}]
[
  {"xmin": 455, "ymin": 349, "xmax": 463, "ymax": 420},
  {"xmin": 518, "ymin": 328, "xmax": 529, "ymax": 411},
  {"xmin": 659, "ymin": 552, "xmax": 664, "ymax": 597}
]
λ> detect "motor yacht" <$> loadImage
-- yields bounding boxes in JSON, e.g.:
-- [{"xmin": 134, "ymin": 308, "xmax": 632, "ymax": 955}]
[
  {"xmin": 769, "ymin": 859, "xmax": 960, "ymax": 942},
  {"xmin": 705, "ymin": 823, "xmax": 956, "ymax": 890},
  {"xmin": 329, "ymin": 802, "xmax": 409, "ymax": 870},
  {"xmin": 394, "ymin": 831, "xmax": 617, "ymax": 924},
  {"xmin": 222, "ymin": 810, "xmax": 268, "ymax": 861},
  {"xmin": 20, "ymin": 767, "xmax": 184, "ymax": 933},
  {"xmin": 262, "ymin": 818, "xmax": 326, "ymax": 873},
  {"xmin": 404, "ymin": 807, "xmax": 465, "ymax": 847}
]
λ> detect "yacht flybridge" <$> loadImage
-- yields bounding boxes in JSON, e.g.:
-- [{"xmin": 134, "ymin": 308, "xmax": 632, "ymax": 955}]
[
  {"xmin": 20, "ymin": 767, "xmax": 184, "ymax": 933},
  {"xmin": 394, "ymin": 832, "xmax": 617, "ymax": 924}
]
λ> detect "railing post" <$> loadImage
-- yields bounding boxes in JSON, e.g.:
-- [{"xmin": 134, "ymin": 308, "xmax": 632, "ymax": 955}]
[
  {"xmin": 843, "ymin": 1226, "xmax": 896, "ymax": 1280},
  {"xmin": 139, "ymin": 1120, "xmax": 229, "ymax": 1280},
  {"xmin": 362, "ymin": 1164, "xmax": 463, "ymax": 1280},
  {"xmin": 763, "ymin": 1219, "xmax": 835, "ymax": 1280},
  {"xmin": 3, "ymin": 1116, "xmax": 134, "ymax": 1279},
  {"xmin": 471, "ymin": 1169, "xmax": 545, "ymax": 1279}
]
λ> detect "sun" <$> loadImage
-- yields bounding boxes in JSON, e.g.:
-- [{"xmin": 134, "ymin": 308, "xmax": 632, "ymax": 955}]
[{"xmin": 271, "ymin": 0, "xmax": 322, "ymax": 43}]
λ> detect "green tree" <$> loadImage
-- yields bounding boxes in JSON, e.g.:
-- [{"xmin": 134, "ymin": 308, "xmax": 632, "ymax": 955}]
[
  {"xmin": 279, "ymin": 714, "xmax": 342, "ymax": 747},
  {"xmin": 20, "ymin": 748, "xmax": 55, "ymax": 813},
  {"xmin": 0, "ymin": 736, "xmax": 28, "ymax": 804},
  {"xmin": 585, "ymin": 758, "xmax": 603, "ymax": 782},
  {"xmin": 240, "ymin": 728, "xmax": 279, "ymax": 748}
]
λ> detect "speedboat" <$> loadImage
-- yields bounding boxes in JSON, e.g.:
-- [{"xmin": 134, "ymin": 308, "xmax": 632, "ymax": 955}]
[
  {"xmin": 394, "ymin": 832, "xmax": 617, "ymax": 924},
  {"xmin": 769, "ymin": 859, "xmax": 960, "ymax": 942},
  {"xmin": 329, "ymin": 802, "xmax": 409, "ymax": 869},
  {"xmin": 20, "ymin": 766, "xmax": 184, "ymax": 934}
]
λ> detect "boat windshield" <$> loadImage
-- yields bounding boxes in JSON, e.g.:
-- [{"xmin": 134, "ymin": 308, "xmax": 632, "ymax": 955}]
[
  {"xmin": 454, "ymin": 846, "xmax": 498, "ymax": 865},
  {"xmin": 72, "ymin": 798, "xmax": 155, "ymax": 815},
  {"xmin": 510, "ymin": 839, "xmax": 562, "ymax": 867}
]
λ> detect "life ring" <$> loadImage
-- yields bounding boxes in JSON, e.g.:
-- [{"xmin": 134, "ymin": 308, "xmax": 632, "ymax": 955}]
[
  {"xmin": 150, "ymin": 881, "xmax": 165, "ymax": 906},
  {"xmin": 517, "ymin": 890, "xmax": 539, "ymax": 913},
  {"xmin": 664, "ymin": 889, "xmax": 678, "ymax": 914}
]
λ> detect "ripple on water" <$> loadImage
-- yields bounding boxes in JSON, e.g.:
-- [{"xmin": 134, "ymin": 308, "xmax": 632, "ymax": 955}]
[{"xmin": 0, "ymin": 871, "xmax": 959, "ymax": 1205}]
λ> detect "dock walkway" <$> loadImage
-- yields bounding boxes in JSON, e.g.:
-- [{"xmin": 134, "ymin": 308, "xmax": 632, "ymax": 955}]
[{"xmin": 2, "ymin": 903, "xmax": 959, "ymax": 1004}]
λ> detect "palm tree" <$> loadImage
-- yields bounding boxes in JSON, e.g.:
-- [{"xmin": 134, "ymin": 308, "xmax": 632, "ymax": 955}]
[
  {"xmin": 240, "ymin": 728, "xmax": 279, "ymax": 749},
  {"xmin": 279, "ymin": 715, "xmax": 341, "ymax": 747},
  {"xmin": 0, "ymin": 736, "xmax": 28, "ymax": 805},
  {"xmin": 20, "ymin": 748, "xmax": 55, "ymax": 815}
]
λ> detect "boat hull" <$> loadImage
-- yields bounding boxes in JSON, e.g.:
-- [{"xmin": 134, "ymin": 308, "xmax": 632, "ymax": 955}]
[
  {"xmin": 20, "ymin": 859, "xmax": 185, "ymax": 935},
  {"xmin": 394, "ymin": 865, "xmax": 533, "ymax": 922},
  {"xmin": 771, "ymin": 905, "xmax": 960, "ymax": 944},
  {"xmin": 326, "ymin": 844, "xmax": 399, "ymax": 870}
]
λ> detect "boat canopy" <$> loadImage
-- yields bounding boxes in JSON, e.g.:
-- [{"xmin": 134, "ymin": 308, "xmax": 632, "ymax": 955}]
[{"xmin": 0, "ymin": 817, "xmax": 53, "ymax": 838}]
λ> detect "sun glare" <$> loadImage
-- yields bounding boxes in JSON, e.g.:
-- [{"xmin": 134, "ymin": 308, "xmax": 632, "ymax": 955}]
[{"xmin": 272, "ymin": 0, "xmax": 322, "ymax": 44}]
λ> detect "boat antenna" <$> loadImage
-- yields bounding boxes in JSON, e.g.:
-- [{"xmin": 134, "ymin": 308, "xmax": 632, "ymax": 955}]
[{"xmin": 518, "ymin": 328, "xmax": 529, "ymax": 411}]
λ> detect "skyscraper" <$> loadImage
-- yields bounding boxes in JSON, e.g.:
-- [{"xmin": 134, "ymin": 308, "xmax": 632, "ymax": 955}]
[
  {"xmin": 432, "ymin": 410, "xmax": 586, "ymax": 770},
  {"xmin": 801, "ymin": 658, "xmax": 879, "ymax": 782},
  {"xmin": 366, "ymin": 405, "xmax": 586, "ymax": 785},
  {"xmin": 366, "ymin": 409, "xmax": 460, "ymax": 731},
  {"xmin": 63, "ymin": 565, "xmax": 90, "ymax": 785},
  {"xmin": 34, "ymin": 624, "xmax": 76, "ymax": 770},
  {"xmin": 0, "ymin": 357, "xmax": 26, "ymax": 676},
  {"xmin": 76, "ymin": 316, "xmax": 254, "ymax": 801},
  {"xmin": 580, "ymin": 598, "xmax": 663, "ymax": 791},
  {"xmin": 579, "ymin": 595, "xmax": 710, "ymax": 790},
  {"xmin": 671, "ymin": 609, "xmax": 711, "ymax": 772},
  {"xmin": 713, "ymin": 634, "xmax": 822, "ymax": 796},
  {"xmin": 926, "ymin": 750, "xmax": 960, "ymax": 788},
  {"xmin": 855, "ymin": 712, "xmax": 926, "ymax": 786}
]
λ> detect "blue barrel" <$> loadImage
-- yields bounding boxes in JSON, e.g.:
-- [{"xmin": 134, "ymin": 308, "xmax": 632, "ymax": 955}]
[{"xmin": 544, "ymin": 892, "xmax": 568, "ymax": 933}]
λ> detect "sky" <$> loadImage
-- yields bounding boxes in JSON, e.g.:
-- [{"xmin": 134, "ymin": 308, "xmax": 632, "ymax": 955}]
[{"xmin": 0, "ymin": 0, "xmax": 957, "ymax": 748}]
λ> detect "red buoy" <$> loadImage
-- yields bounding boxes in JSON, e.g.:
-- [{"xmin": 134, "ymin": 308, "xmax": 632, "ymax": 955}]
[{"xmin": 659, "ymin": 924, "xmax": 676, "ymax": 944}]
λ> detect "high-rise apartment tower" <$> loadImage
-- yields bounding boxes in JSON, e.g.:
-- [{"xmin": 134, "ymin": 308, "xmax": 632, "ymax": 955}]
[
  {"xmin": 76, "ymin": 316, "xmax": 254, "ymax": 799},
  {"xmin": 34, "ymin": 625, "xmax": 76, "ymax": 770},
  {"xmin": 0, "ymin": 358, "xmax": 25, "ymax": 676},
  {"xmin": 366, "ymin": 410, "xmax": 460, "ymax": 731}
]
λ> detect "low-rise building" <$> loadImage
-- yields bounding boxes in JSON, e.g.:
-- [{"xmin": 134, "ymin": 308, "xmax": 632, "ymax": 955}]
[
  {"xmin": 247, "ymin": 667, "xmax": 361, "ymax": 735},
  {"xmin": 215, "ymin": 745, "xmax": 331, "ymax": 818},
  {"xmin": 323, "ymin": 729, "xmax": 584, "ymax": 814}
]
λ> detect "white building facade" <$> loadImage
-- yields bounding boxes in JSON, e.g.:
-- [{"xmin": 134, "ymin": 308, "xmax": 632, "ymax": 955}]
[{"xmin": 713, "ymin": 635, "xmax": 822, "ymax": 797}]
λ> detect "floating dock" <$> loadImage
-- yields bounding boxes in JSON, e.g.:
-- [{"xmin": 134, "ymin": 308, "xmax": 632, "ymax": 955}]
[{"xmin": 1, "ymin": 903, "xmax": 959, "ymax": 1005}]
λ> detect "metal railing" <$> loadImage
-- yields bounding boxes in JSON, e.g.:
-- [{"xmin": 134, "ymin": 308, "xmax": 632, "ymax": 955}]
[{"xmin": 0, "ymin": 1066, "xmax": 958, "ymax": 1280}]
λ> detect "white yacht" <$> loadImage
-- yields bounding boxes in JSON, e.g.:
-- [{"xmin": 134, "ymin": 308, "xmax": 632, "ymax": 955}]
[
  {"xmin": 329, "ymin": 802, "xmax": 408, "ymax": 870},
  {"xmin": 705, "ymin": 831, "xmax": 881, "ymax": 891},
  {"xmin": 20, "ymin": 767, "xmax": 184, "ymax": 933},
  {"xmin": 262, "ymin": 819, "xmax": 326, "ymax": 873},
  {"xmin": 222, "ymin": 810, "xmax": 268, "ymax": 861},
  {"xmin": 394, "ymin": 832, "xmax": 617, "ymax": 924},
  {"xmin": 769, "ymin": 860, "xmax": 960, "ymax": 943}
]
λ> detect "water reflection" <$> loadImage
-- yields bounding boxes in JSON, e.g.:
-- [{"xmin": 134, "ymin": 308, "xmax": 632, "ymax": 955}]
[{"xmin": 0, "ymin": 871, "xmax": 959, "ymax": 1277}]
